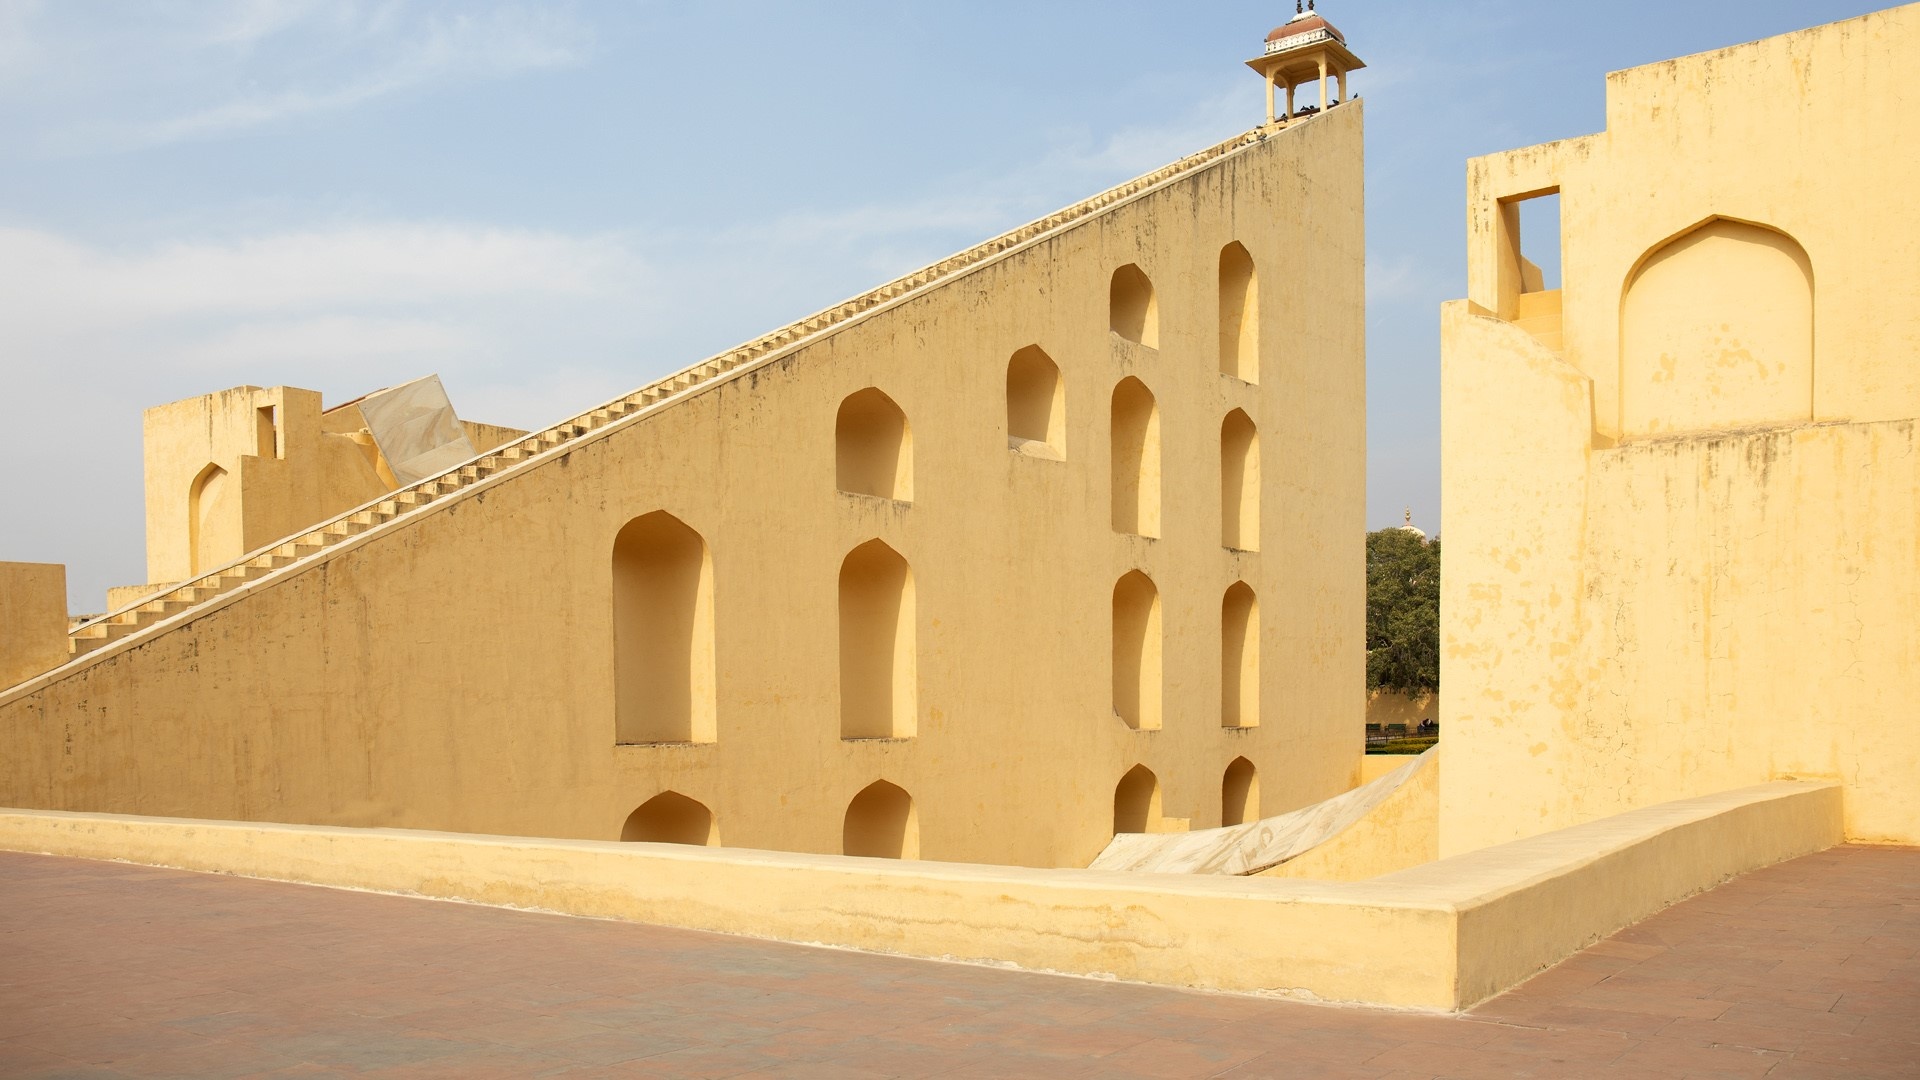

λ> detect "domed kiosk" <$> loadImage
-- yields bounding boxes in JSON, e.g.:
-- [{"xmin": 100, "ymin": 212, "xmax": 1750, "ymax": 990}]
[{"xmin": 1248, "ymin": 2, "xmax": 1366, "ymax": 126}]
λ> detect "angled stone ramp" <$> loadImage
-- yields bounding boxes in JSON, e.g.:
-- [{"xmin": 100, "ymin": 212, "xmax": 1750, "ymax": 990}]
[
  {"xmin": 1089, "ymin": 748, "xmax": 1436, "ymax": 876},
  {"xmin": 25, "ymin": 116, "xmax": 1316, "ymax": 695}
]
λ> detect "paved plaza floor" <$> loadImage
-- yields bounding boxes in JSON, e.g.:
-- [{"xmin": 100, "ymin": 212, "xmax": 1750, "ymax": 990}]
[{"xmin": 0, "ymin": 844, "xmax": 1915, "ymax": 1078}]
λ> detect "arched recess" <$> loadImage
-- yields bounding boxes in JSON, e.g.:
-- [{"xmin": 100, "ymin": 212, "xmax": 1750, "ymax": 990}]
[
  {"xmin": 621, "ymin": 792, "xmax": 718, "ymax": 846},
  {"xmin": 840, "ymin": 540, "xmax": 917, "ymax": 740},
  {"xmin": 1111, "ymin": 264, "xmax": 1159, "ymax": 348},
  {"xmin": 836, "ymin": 388, "xmax": 913, "ymax": 500},
  {"xmin": 1619, "ymin": 218, "xmax": 1814, "ymax": 438},
  {"xmin": 1222, "ymin": 583, "xmax": 1260, "ymax": 729},
  {"xmin": 1219, "ymin": 242, "xmax": 1259, "ymax": 382},
  {"xmin": 1222, "ymin": 758, "xmax": 1260, "ymax": 827},
  {"xmin": 844, "ymin": 780, "xmax": 919, "ymax": 859},
  {"xmin": 612, "ymin": 512, "xmax": 716, "ymax": 745},
  {"xmin": 1006, "ymin": 345, "xmax": 1066, "ymax": 459},
  {"xmin": 1110, "ymin": 378, "xmax": 1162, "ymax": 537},
  {"xmin": 1112, "ymin": 571, "xmax": 1163, "ymax": 731},
  {"xmin": 1221, "ymin": 410, "xmax": 1260, "ymax": 551},
  {"xmin": 1113, "ymin": 765, "xmax": 1162, "ymax": 835},
  {"xmin": 187, "ymin": 463, "xmax": 228, "ymax": 576}
]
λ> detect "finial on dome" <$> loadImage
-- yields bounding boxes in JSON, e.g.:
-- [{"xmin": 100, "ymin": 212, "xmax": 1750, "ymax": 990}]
[
  {"xmin": 1251, "ymin": 1, "xmax": 1364, "ymax": 126},
  {"xmin": 1405, "ymin": 508, "xmax": 1413, "ymax": 526}
]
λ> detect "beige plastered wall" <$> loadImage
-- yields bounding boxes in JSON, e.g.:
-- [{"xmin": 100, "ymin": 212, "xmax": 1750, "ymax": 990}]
[
  {"xmin": 0, "ymin": 780, "xmax": 1840, "ymax": 1011},
  {"xmin": 140, "ymin": 389, "xmax": 531, "ymax": 594},
  {"xmin": 1462, "ymin": 4, "xmax": 1920, "ymax": 438},
  {"xmin": 142, "ymin": 386, "xmax": 390, "ymax": 585},
  {"xmin": 0, "ymin": 108, "xmax": 1367, "ymax": 870},
  {"xmin": 1440, "ymin": 6, "xmax": 1920, "ymax": 856},
  {"xmin": 0, "ymin": 563, "xmax": 67, "ymax": 689}
]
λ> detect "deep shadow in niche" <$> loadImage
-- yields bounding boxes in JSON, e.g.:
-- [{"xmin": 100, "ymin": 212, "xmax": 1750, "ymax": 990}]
[
  {"xmin": 844, "ymin": 780, "xmax": 918, "ymax": 859},
  {"xmin": 622, "ymin": 792, "xmax": 717, "ymax": 846}
]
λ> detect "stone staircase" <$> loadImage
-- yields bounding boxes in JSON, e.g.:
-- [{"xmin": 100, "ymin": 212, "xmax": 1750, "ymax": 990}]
[
  {"xmin": 1514, "ymin": 289, "xmax": 1565, "ymax": 355},
  {"xmin": 59, "ymin": 120, "xmax": 1296, "ymax": 669}
]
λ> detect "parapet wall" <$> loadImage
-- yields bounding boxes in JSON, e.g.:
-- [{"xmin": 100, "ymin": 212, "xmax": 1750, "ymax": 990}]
[
  {"xmin": 1441, "ymin": 305, "xmax": 1920, "ymax": 854},
  {"xmin": 0, "ymin": 781, "xmax": 1842, "ymax": 1011},
  {"xmin": 1440, "ymin": 5, "xmax": 1920, "ymax": 856}
]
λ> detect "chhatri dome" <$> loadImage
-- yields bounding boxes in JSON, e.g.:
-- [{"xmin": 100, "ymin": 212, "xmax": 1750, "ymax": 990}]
[
  {"xmin": 1266, "ymin": 2, "xmax": 1348, "ymax": 50},
  {"xmin": 1397, "ymin": 509, "xmax": 1428, "ymax": 542},
  {"xmin": 1246, "ymin": 2, "xmax": 1366, "ymax": 127}
]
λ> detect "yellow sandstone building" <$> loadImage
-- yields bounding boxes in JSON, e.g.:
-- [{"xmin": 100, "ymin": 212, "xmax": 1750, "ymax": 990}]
[
  {"xmin": 1440, "ymin": 0, "xmax": 1920, "ymax": 856},
  {"xmin": 0, "ymin": 12, "xmax": 1367, "ymax": 872},
  {"xmin": 0, "ymin": 4, "xmax": 1914, "ymax": 1012}
]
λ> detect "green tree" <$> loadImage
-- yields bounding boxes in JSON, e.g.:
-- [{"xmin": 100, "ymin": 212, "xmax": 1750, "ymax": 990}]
[{"xmin": 1366, "ymin": 527, "xmax": 1440, "ymax": 695}]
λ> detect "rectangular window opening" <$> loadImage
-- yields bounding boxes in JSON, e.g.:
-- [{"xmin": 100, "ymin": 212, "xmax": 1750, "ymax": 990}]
[
  {"xmin": 256, "ymin": 405, "xmax": 281, "ymax": 458},
  {"xmin": 1516, "ymin": 192, "xmax": 1562, "ymax": 292}
]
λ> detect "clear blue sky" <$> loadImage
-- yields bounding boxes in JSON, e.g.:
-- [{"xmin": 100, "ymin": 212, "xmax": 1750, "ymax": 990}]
[{"xmin": 0, "ymin": 0, "xmax": 1890, "ymax": 609}]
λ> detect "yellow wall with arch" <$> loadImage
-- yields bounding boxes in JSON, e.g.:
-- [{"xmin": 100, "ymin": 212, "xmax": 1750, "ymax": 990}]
[
  {"xmin": 1441, "ymin": 5, "xmax": 1920, "ymax": 855},
  {"xmin": 0, "ymin": 110, "xmax": 1367, "ymax": 871}
]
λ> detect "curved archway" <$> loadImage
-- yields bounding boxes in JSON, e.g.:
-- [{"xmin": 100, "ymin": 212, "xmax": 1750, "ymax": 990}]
[
  {"xmin": 840, "ymin": 540, "xmax": 916, "ymax": 739},
  {"xmin": 1222, "ymin": 758, "xmax": 1260, "ymax": 827},
  {"xmin": 1110, "ymin": 378, "xmax": 1161, "ymax": 537},
  {"xmin": 1219, "ymin": 242, "xmax": 1259, "ymax": 382},
  {"xmin": 1113, "ymin": 765, "xmax": 1162, "ymax": 835},
  {"xmin": 622, "ymin": 792, "xmax": 718, "ymax": 846},
  {"xmin": 843, "ymin": 780, "xmax": 918, "ymax": 859},
  {"xmin": 613, "ymin": 511, "xmax": 716, "ymax": 745},
  {"xmin": 836, "ymin": 388, "xmax": 913, "ymax": 500},
  {"xmin": 1110, "ymin": 264, "xmax": 1159, "ymax": 348},
  {"xmin": 1112, "ymin": 571, "xmax": 1163, "ymax": 731},
  {"xmin": 1221, "ymin": 410, "xmax": 1260, "ymax": 551},
  {"xmin": 1620, "ymin": 218, "xmax": 1814, "ymax": 438},
  {"xmin": 1222, "ymin": 583, "xmax": 1259, "ymax": 729},
  {"xmin": 1006, "ymin": 345, "xmax": 1066, "ymax": 458},
  {"xmin": 187, "ymin": 463, "xmax": 228, "ymax": 576}
]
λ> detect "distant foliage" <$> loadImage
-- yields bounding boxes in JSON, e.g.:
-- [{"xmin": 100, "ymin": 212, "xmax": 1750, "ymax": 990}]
[{"xmin": 1366, "ymin": 528, "xmax": 1439, "ymax": 695}]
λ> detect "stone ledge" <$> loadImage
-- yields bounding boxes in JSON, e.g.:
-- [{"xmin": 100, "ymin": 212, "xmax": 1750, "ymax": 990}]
[{"xmin": 0, "ymin": 779, "xmax": 1839, "ymax": 1011}]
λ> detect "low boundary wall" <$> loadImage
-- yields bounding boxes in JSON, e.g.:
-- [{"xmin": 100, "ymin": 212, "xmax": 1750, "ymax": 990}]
[{"xmin": 0, "ymin": 781, "xmax": 1841, "ymax": 1010}]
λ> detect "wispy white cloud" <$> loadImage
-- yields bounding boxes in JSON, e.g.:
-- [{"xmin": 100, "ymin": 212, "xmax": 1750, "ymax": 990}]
[
  {"xmin": 142, "ymin": 5, "xmax": 584, "ymax": 146},
  {"xmin": 0, "ymin": 223, "xmax": 639, "ymax": 330},
  {"xmin": 196, "ymin": 0, "xmax": 328, "ymax": 48},
  {"xmin": 0, "ymin": 220, "xmax": 654, "ymax": 423},
  {"xmin": 8, "ymin": 1, "xmax": 588, "ymax": 153},
  {"xmin": 709, "ymin": 81, "xmax": 1256, "ymax": 290},
  {"xmin": 0, "ymin": 0, "xmax": 44, "ymax": 80}
]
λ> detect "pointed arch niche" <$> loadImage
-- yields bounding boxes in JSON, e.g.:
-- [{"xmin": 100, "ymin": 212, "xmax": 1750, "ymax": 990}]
[
  {"xmin": 1222, "ymin": 583, "xmax": 1260, "ymax": 729},
  {"xmin": 1113, "ymin": 765, "xmax": 1162, "ymax": 835},
  {"xmin": 187, "ymin": 463, "xmax": 228, "ymax": 576},
  {"xmin": 1110, "ymin": 378, "xmax": 1162, "ymax": 537},
  {"xmin": 1619, "ymin": 218, "xmax": 1814, "ymax": 438},
  {"xmin": 1222, "ymin": 758, "xmax": 1260, "ymax": 827},
  {"xmin": 839, "ymin": 540, "xmax": 917, "ymax": 740},
  {"xmin": 844, "ymin": 780, "xmax": 918, "ymax": 859},
  {"xmin": 836, "ymin": 388, "xmax": 913, "ymax": 500},
  {"xmin": 1110, "ymin": 264, "xmax": 1159, "ymax": 348},
  {"xmin": 1112, "ymin": 570, "xmax": 1163, "ymax": 731},
  {"xmin": 1221, "ymin": 410, "xmax": 1260, "ymax": 552},
  {"xmin": 1006, "ymin": 345, "xmax": 1066, "ymax": 459},
  {"xmin": 612, "ymin": 512, "xmax": 716, "ymax": 745},
  {"xmin": 1219, "ymin": 242, "xmax": 1259, "ymax": 382},
  {"xmin": 621, "ymin": 792, "xmax": 718, "ymax": 846}
]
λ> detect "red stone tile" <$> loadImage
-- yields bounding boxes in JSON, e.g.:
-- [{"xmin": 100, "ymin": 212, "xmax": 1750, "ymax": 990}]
[
  {"xmin": 3, "ymin": 846, "xmax": 1919, "ymax": 1078},
  {"xmin": 1715, "ymin": 1000, "xmax": 1864, "ymax": 1035},
  {"xmin": 1607, "ymin": 1035, "xmax": 1786, "ymax": 1078}
]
